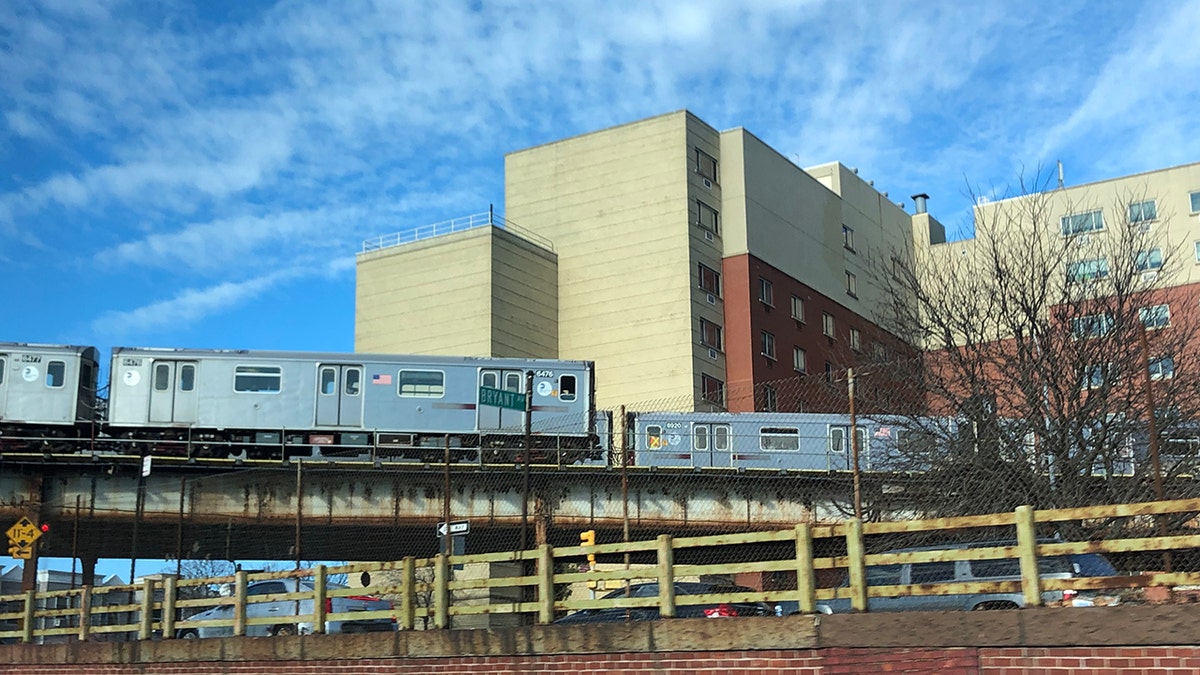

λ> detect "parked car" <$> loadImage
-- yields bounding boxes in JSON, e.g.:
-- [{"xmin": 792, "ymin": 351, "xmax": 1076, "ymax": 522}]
[
  {"xmin": 553, "ymin": 581, "xmax": 775, "ymax": 624},
  {"xmin": 777, "ymin": 541, "xmax": 1121, "ymax": 614},
  {"xmin": 176, "ymin": 579, "xmax": 395, "ymax": 638}
]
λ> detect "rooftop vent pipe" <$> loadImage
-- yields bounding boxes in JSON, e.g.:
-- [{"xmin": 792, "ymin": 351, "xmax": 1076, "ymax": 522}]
[{"xmin": 911, "ymin": 193, "xmax": 930, "ymax": 214}]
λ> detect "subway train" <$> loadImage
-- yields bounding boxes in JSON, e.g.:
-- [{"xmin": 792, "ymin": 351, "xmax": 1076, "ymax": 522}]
[{"xmin": 0, "ymin": 342, "xmax": 603, "ymax": 463}]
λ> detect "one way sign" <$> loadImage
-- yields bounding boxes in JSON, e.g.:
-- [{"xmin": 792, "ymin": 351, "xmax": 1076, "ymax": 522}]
[{"xmin": 437, "ymin": 520, "xmax": 470, "ymax": 537}]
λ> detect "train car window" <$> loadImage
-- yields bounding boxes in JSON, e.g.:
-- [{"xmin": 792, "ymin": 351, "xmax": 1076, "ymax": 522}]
[
  {"xmin": 481, "ymin": 371, "xmax": 498, "ymax": 388},
  {"xmin": 345, "ymin": 369, "xmax": 361, "ymax": 396},
  {"xmin": 234, "ymin": 365, "xmax": 282, "ymax": 393},
  {"xmin": 154, "ymin": 364, "xmax": 171, "ymax": 391},
  {"xmin": 646, "ymin": 425, "xmax": 664, "ymax": 449},
  {"xmin": 1, "ymin": 357, "xmax": 6, "ymax": 385},
  {"xmin": 179, "ymin": 365, "xmax": 196, "ymax": 392},
  {"xmin": 694, "ymin": 425, "xmax": 709, "ymax": 451},
  {"xmin": 80, "ymin": 361, "xmax": 95, "ymax": 391},
  {"xmin": 559, "ymin": 375, "xmax": 577, "ymax": 402},
  {"xmin": 46, "ymin": 361, "xmax": 66, "ymax": 388},
  {"xmin": 320, "ymin": 368, "xmax": 336, "ymax": 395},
  {"xmin": 505, "ymin": 372, "xmax": 522, "ymax": 391},
  {"xmin": 829, "ymin": 427, "xmax": 846, "ymax": 453},
  {"xmin": 714, "ymin": 425, "xmax": 730, "ymax": 450},
  {"xmin": 761, "ymin": 427, "xmax": 800, "ymax": 451},
  {"xmin": 399, "ymin": 370, "xmax": 444, "ymax": 397}
]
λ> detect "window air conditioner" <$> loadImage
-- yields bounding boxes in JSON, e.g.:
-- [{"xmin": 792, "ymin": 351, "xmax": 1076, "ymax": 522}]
[{"xmin": 1141, "ymin": 270, "xmax": 1159, "ymax": 282}]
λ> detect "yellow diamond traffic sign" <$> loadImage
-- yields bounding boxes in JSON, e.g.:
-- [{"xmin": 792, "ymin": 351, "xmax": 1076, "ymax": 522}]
[{"xmin": 6, "ymin": 516, "xmax": 41, "ymax": 549}]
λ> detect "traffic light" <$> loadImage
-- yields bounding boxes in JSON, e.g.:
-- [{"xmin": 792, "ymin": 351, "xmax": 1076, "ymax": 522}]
[{"xmin": 579, "ymin": 530, "xmax": 596, "ymax": 566}]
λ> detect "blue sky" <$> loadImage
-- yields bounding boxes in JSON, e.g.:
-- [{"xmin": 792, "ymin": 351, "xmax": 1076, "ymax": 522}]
[{"xmin": 4, "ymin": 0, "xmax": 1200, "ymax": 364}]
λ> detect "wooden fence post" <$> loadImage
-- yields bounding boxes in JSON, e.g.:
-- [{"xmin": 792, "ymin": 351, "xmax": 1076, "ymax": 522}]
[
  {"xmin": 846, "ymin": 518, "xmax": 868, "ymax": 612},
  {"xmin": 138, "ymin": 578, "xmax": 155, "ymax": 641},
  {"xmin": 795, "ymin": 523, "xmax": 816, "ymax": 614},
  {"xmin": 537, "ymin": 544, "xmax": 554, "ymax": 624},
  {"xmin": 232, "ymin": 570, "xmax": 248, "ymax": 637},
  {"xmin": 399, "ymin": 557, "xmax": 415, "ymax": 630},
  {"xmin": 77, "ymin": 586, "xmax": 92, "ymax": 642},
  {"xmin": 434, "ymin": 553, "xmax": 449, "ymax": 629},
  {"xmin": 21, "ymin": 589, "xmax": 35, "ymax": 643},
  {"xmin": 1015, "ymin": 505, "xmax": 1042, "ymax": 607},
  {"xmin": 162, "ymin": 577, "xmax": 176, "ymax": 639},
  {"xmin": 656, "ymin": 534, "xmax": 675, "ymax": 618},
  {"xmin": 312, "ymin": 564, "xmax": 327, "ymax": 634}
]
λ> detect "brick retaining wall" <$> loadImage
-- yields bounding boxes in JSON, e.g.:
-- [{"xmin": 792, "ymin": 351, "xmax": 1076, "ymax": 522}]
[{"xmin": 4, "ymin": 606, "xmax": 1200, "ymax": 674}]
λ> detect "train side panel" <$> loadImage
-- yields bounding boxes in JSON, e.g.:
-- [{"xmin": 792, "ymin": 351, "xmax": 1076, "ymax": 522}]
[{"xmin": 0, "ymin": 343, "xmax": 98, "ymax": 427}]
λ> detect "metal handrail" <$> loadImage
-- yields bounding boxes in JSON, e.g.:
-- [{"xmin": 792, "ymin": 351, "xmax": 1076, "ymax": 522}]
[{"xmin": 361, "ymin": 210, "xmax": 554, "ymax": 254}]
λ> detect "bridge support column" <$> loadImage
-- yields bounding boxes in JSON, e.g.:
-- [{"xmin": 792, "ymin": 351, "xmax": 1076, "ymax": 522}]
[{"xmin": 80, "ymin": 555, "xmax": 97, "ymax": 587}]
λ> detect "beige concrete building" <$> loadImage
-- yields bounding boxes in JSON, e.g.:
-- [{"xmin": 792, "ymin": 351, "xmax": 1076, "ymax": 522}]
[{"xmin": 357, "ymin": 110, "xmax": 935, "ymax": 412}]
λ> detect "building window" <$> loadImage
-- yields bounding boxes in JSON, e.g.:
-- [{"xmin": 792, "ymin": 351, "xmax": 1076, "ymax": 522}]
[
  {"xmin": 696, "ymin": 200, "xmax": 719, "ymax": 234},
  {"xmin": 1070, "ymin": 313, "xmax": 1113, "ymax": 339},
  {"xmin": 695, "ymin": 147, "xmax": 718, "ymax": 182},
  {"xmin": 1149, "ymin": 356, "xmax": 1175, "ymax": 381},
  {"xmin": 761, "ymin": 330, "xmax": 776, "ymax": 359},
  {"xmin": 1061, "ymin": 209, "xmax": 1104, "ymax": 236},
  {"xmin": 842, "ymin": 225, "xmax": 855, "ymax": 252},
  {"xmin": 700, "ymin": 318, "xmax": 723, "ymax": 350},
  {"xmin": 1129, "ymin": 199, "xmax": 1157, "ymax": 224},
  {"xmin": 763, "ymin": 386, "xmax": 778, "ymax": 413},
  {"xmin": 822, "ymin": 312, "xmax": 835, "ymax": 337},
  {"xmin": 1081, "ymin": 364, "xmax": 1110, "ymax": 390},
  {"xmin": 845, "ymin": 271, "xmax": 857, "ymax": 297},
  {"xmin": 1195, "ymin": 241, "xmax": 1200, "ymax": 263},
  {"xmin": 1067, "ymin": 258, "xmax": 1109, "ymax": 282},
  {"xmin": 701, "ymin": 374, "xmax": 725, "ymax": 406},
  {"xmin": 793, "ymin": 347, "xmax": 807, "ymax": 373},
  {"xmin": 234, "ymin": 365, "xmax": 282, "ymax": 393},
  {"xmin": 1135, "ymin": 248, "xmax": 1163, "ymax": 271},
  {"xmin": 399, "ymin": 370, "xmax": 445, "ymax": 397},
  {"xmin": 791, "ymin": 295, "xmax": 805, "ymax": 322},
  {"xmin": 824, "ymin": 361, "xmax": 833, "ymax": 382},
  {"xmin": 759, "ymin": 277, "xmax": 774, "ymax": 306},
  {"xmin": 1190, "ymin": 191, "xmax": 1200, "ymax": 214},
  {"xmin": 849, "ymin": 327, "xmax": 861, "ymax": 351},
  {"xmin": 698, "ymin": 263, "xmax": 721, "ymax": 296},
  {"xmin": 1140, "ymin": 304, "xmax": 1171, "ymax": 329}
]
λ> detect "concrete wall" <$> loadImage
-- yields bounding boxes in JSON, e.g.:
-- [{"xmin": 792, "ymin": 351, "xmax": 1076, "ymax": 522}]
[
  {"xmin": 4, "ymin": 606, "xmax": 1200, "ymax": 674},
  {"xmin": 505, "ymin": 110, "xmax": 705, "ymax": 410},
  {"xmin": 355, "ymin": 227, "xmax": 557, "ymax": 358}
]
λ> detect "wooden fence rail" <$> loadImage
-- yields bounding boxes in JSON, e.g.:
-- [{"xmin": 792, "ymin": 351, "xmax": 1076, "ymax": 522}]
[{"xmin": 2, "ymin": 498, "xmax": 1199, "ymax": 644}]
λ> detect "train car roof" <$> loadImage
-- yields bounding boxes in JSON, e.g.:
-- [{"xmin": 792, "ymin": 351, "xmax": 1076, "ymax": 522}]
[
  {"xmin": 110, "ymin": 346, "xmax": 594, "ymax": 368},
  {"xmin": 0, "ymin": 342, "xmax": 99, "ymax": 357}
]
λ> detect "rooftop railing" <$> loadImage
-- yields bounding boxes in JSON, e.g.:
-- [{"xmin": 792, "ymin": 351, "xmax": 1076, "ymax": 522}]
[{"xmin": 360, "ymin": 210, "xmax": 554, "ymax": 254}]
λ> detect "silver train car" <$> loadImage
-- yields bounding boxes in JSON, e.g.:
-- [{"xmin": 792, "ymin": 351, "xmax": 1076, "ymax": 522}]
[
  {"xmin": 106, "ymin": 347, "xmax": 601, "ymax": 461},
  {"xmin": 0, "ymin": 343, "xmax": 100, "ymax": 449},
  {"xmin": 625, "ymin": 411, "xmax": 920, "ymax": 472}
]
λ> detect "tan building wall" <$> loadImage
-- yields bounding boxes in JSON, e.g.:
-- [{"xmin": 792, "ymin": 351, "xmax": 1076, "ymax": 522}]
[
  {"xmin": 355, "ymin": 226, "xmax": 557, "ymax": 359},
  {"xmin": 505, "ymin": 111, "xmax": 708, "ymax": 410}
]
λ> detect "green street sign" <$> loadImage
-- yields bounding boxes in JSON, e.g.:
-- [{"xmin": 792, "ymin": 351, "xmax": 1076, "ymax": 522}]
[{"xmin": 479, "ymin": 386, "xmax": 526, "ymax": 412}]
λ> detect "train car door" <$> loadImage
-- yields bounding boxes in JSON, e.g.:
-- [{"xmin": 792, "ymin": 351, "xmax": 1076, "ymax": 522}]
[
  {"xmin": 690, "ymin": 423, "xmax": 731, "ymax": 467},
  {"xmin": 478, "ymin": 369, "xmax": 525, "ymax": 432},
  {"xmin": 148, "ymin": 361, "xmax": 199, "ymax": 424},
  {"xmin": 316, "ymin": 364, "xmax": 363, "ymax": 426},
  {"xmin": 0, "ymin": 351, "xmax": 8, "ymax": 416}
]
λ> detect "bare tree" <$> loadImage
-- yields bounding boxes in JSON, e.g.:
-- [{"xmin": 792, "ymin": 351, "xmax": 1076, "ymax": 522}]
[{"xmin": 864, "ymin": 172, "xmax": 1200, "ymax": 520}]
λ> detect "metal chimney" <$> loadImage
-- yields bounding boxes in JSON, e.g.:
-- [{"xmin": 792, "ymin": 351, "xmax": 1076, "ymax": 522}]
[{"xmin": 911, "ymin": 193, "xmax": 930, "ymax": 214}]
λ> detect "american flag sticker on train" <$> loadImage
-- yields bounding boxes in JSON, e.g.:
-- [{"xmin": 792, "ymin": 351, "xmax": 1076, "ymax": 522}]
[{"xmin": 372, "ymin": 373, "xmax": 392, "ymax": 385}]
